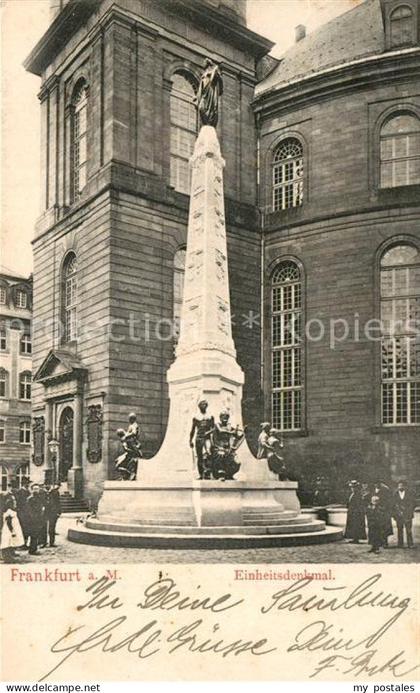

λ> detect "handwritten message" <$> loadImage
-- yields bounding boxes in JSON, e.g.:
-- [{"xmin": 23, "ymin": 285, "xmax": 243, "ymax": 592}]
[{"xmin": 36, "ymin": 572, "xmax": 419, "ymax": 682}]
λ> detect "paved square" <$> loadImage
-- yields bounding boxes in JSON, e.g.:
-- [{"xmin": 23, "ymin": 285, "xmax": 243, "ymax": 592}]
[{"xmin": 2, "ymin": 516, "xmax": 419, "ymax": 564}]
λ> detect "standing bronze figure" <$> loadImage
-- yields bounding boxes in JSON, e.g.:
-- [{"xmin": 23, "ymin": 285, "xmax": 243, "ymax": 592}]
[
  {"xmin": 195, "ymin": 58, "xmax": 223, "ymax": 127},
  {"xmin": 189, "ymin": 400, "xmax": 214, "ymax": 480}
]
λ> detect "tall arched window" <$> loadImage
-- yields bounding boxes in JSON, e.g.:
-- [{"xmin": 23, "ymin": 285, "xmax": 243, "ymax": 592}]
[
  {"xmin": 271, "ymin": 261, "xmax": 303, "ymax": 431},
  {"xmin": 390, "ymin": 5, "xmax": 415, "ymax": 46},
  {"xmin": 72, "ymin": 82, "xmax": 88, "ymax": 201},
  {"xmin": 63, "ymin": 253, "xmax": 78, "ymax": 343},
  {"xmin": 272, "ymin": 138, "xmax": 303, "ymax": 211},
  {"xmin": 170, "ymin": 72, "xmax": 197, "ymax": 195},
  {"xmin": 173, "ymin": 247, "xmax": 186, "ymax": 339},
  {"xmin": 380, "ymin": 114, "xmax": 420, "ymax": 188},
  {"xmin": 19, "ymin": 371, "xmax": 32, "ymax": 401},
  {"xmin": 381, "ymin": 243, "xmax": 420, "ymax": 425},
  {"xmin": 0, "ymin": 369, "xmax": 9, "ymax": 398}
]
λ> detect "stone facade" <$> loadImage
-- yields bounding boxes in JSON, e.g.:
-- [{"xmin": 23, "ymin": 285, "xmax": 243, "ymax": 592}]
[
  {"xmin": 254, "ymin": 0, "xmax": 420, "ymax": 494},
  {"xmin": 25, "ymin": 0, "xmax": 420, "ymax": 505},
  {"xmin": 0, "ymin": 271, "xmax": 33, "ymax": 490}
]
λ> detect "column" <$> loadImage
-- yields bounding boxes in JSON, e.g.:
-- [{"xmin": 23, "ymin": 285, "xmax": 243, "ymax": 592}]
[
  {"xmin": 44, "ymin": 400, "xmax": 53, "ymax": 483},
  {"xmin": 68, "ymin": 392, "xmax": 83, "ymax": 498}
]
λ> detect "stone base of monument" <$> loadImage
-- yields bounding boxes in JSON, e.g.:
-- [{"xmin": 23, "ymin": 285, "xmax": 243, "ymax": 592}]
[{"xmin": 68, "ymin": 480, "xmax": 343, "ymax": 548}]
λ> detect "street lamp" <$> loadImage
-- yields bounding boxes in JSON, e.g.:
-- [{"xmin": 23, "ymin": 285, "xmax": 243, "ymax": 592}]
[{"xmin": 48, "ymin": 438, "xmax": 59, "ymax": 485}]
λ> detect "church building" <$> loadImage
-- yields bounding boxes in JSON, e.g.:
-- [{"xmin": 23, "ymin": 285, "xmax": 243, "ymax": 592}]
[{"xmin": 25, "ymin": 0, "xmax": 420, "ymax": 506}]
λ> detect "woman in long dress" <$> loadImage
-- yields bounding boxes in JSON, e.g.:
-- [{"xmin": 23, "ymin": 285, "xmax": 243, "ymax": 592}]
[
  {"xmin": 344, "ymin": 480, "xmax": 367, "ymax": 543},
  {"xmin": 1, "ymin": 496, "xmax": 24, "ymax": 561}
]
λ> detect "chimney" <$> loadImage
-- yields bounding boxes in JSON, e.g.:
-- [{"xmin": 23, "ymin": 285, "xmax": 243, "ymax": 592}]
[
  {"xmin": 295, "ymin": 24, "xmax": 306, "ymax": 42},
  {"xmin": 50, "ymin": 0, "xmax": 70, "ymax": 22}
]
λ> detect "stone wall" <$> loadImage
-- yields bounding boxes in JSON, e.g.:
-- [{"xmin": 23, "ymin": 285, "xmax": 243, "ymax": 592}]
[{"xmin": 259, "ymin": 67, "xmax": 420, "ymax": 487}]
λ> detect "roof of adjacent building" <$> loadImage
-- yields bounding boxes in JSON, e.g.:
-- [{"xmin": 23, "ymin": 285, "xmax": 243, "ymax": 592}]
[
  {"xmin": 256, "ymin": 0, "xmax": 386, "ymax": 97},
  {"xmin": 0, "ymin": 266, "xmax": 32, "ymax": 282}
]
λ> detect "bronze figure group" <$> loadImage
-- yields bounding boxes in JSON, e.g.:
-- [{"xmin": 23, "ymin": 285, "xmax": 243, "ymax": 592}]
[
  {"xmin": 114, "ymin": 413, "xmax": 142, "ymax": 480},
  {"xmin": 114, "ymin": 409, "xmax": 288, "ymax": 482},
  {"xmin": 189, "ymin": 400, "xmax": 245, "ymax": 481}
]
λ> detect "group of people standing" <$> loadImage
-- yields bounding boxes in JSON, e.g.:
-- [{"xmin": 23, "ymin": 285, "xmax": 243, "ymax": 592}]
[
  {"xmin": 345, "ymin": 479, "xmax": 416, "ymax": 553},
  {"xmin": 0, "ymin": 478, "xmax": 61, "ymax": 560}
]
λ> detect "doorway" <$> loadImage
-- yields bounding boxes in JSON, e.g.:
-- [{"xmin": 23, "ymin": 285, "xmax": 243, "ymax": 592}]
[{"xmin": 58, "ymin": 406, "xmax": 73, "ymax": 482}]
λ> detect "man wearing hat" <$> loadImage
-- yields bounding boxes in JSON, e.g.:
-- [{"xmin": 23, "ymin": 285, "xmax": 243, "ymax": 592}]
[
  {"xmin": 392, "ymin": 480, "xmax": 416, "ymax": 548},
  {"xmin": 189, "ymin": 399, "xmax": 214, "ymax": 480},
  {"xmin": 344, "ymin": 480, "xmax": 367, "ymax": 544}
]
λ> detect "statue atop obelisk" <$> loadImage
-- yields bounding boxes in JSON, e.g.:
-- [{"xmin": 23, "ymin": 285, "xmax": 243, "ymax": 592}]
[{"xmin": 194, "ymin": 58, "xmax": 223, "ymax": 127}]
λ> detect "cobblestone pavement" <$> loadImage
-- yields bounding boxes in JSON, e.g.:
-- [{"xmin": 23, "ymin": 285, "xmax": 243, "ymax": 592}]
[{"xmin": 2, "ymin": 516, "xmax": 420, "ymax": 564}]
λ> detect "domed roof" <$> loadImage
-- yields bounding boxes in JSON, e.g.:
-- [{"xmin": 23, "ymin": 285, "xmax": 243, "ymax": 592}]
[{"xmin": 256, "ymin": 0, "xmax": 385, "ymax": 97}]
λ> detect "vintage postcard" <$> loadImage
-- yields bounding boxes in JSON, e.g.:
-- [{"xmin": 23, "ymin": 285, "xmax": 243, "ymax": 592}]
[{"xmin": 1, "ymin": 0, "xmax": 419, "ymax": 685}]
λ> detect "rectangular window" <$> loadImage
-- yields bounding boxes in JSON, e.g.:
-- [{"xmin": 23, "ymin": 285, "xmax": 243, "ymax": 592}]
[
  {"xmin": 16, "ymin": 291, "xmax": 27, "ymax": 308},
  {"xmin": 380, "ymin": 133, "xmax": 420, "ymax": 188},
  {"xmin": 0, "ymin": 380, "xmax": 5, "ymax": 398},
  {"xmin": 0, "ymin": 422, "xmax": 4, "ymax": 443},
  {"xmin": 0, "ymin": 331, "xmax": 6, "ymax": 351},
  {"xmin": 20, "ymin": 333, "xmax": 32, "ymax": 355},
  {"xmin": 0, "ymin": 288, "xmax": 6, "ymax": 304},
  {"xmin": 19, "ymin": 423, "xmax": 31, "ymax": 444},
  {"xmin": 20, "ymin": 379, "xmax": 31, "ymax": 401}
]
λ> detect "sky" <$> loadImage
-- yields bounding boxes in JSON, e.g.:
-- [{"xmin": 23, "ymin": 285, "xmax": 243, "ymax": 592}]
[{"xmin": 1, "ymin": 0, "xmax": 362, "ymax": 277}]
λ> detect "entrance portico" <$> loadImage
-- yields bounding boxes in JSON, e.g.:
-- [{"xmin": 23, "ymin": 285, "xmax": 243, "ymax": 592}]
[{"xmin": 33, "ymin": 349, "xmax": 86, "ymax": 498}]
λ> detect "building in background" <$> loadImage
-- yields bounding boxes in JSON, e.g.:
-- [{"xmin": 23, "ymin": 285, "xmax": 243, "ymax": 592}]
[
  {"xmin": 254, "ymin": 0, "xmax": 420, "ymax": 495},
  {"xmin": 24, "ymin": 0, "xmax": 419, "ymax": 506},
  {"xmin": 0, "ymin": 268, "xmax": 32, "ymax": 490}
]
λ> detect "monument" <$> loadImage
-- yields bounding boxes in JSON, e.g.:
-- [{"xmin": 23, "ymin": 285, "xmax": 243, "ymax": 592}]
[{"xmin": 69, "ymin": 62, "xmax": 342, "ymax": 548}]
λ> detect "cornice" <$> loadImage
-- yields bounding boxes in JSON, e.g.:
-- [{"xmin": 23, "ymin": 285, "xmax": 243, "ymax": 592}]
[
  {"xmin": 254, "ymin": 50, "xmax": 420, "ymax": 117},
  {"xmin": 25, "ymin": 0, "xmax": 272, "ymax": 78},
  {"xmin": 24, "ymin": 0, "xmax": 101, "ymax": 76},
  {"xmin": 160, "ymin": 0, "xmax": 273, "ymax": 59}
]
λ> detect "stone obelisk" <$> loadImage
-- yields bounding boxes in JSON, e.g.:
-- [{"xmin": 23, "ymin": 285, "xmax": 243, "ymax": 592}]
[{"xmin": 140, "ymin": 123, "xmax": 260, "ymax": 483}]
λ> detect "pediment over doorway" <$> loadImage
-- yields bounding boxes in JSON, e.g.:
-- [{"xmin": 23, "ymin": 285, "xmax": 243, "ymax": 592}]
[{"xmin": 33, "ymin": 349, "xmax": 87, "ymax": 386}]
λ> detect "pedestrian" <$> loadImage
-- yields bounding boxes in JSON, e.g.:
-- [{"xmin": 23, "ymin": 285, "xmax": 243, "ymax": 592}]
[
  {"xmin": 38, "ymin": 484, "xmax": 48, "ymax": 547},
  {"xmin": 313, "ymin": 476, "xmax": 329, "ymax": 506},
  {"xmin": 366, "ymin": 495, "xmax": 385, "ymax": 554},
  {"xmin": 361, "ymin": 482, "xmax": 371, "ymax": 509},
  {"xmin": 344, "ymin": 480, "xmax": 367, "ymax": 544},
  {"xmin": 1, "ymin": 496, "xmax": 24, "ymax": 562},
  {"xmin": 373, "ymin": 479, "xmax": 393, "ymax": 547},
  {"xmin": 14, "ymin": 477, "xmax": 31, "ymax": 549},
  {"xmin": 46, "ymin": 483, "xmax": 61, "ymax": 547},
  {"xmin": 392, "ymin": 480, "xmax": 416, "ymax": 549},
  {"xmin": 26, "ymin": 484, "xmax": 45, "ymax": 556}
]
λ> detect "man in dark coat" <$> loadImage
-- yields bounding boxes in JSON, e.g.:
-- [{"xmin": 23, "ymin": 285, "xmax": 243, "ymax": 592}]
[
  {"xmin": 14, "ymin": 477, "xmax": 31, "ymax": 549},
  {"xmin": 46, "ymin": 484, "xmax": 61, "ymax": 547},
  {"xmin": 366, "ymin": 495, "xmax": 386, "ymax": 554},
  {"xmin": 38, "ymin": 484, "xmax": 48, "ymax": 547},
  {"xmin": 393, "ymin": 480, "xmax": 416, "ymax": 548},
  {"xmin": 344, "ymin": 480, "xmax": 367, "ymax": 543},
  {"xmin": 26, "ymin": 484, "xmax": 45, "ymax": 556},
  {"xmin": 373, "ymin": 480, "xmax": 393, "ymax": 547}
]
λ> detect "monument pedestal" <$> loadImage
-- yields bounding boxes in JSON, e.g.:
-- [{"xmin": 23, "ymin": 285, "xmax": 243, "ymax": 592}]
[{"xmin": 68, "ymin": 126, "xmax": 342, "ymax": 549}]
